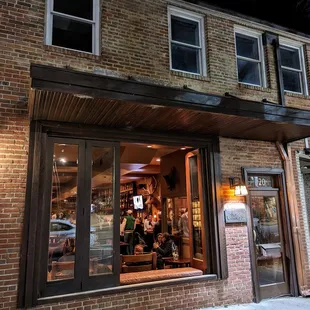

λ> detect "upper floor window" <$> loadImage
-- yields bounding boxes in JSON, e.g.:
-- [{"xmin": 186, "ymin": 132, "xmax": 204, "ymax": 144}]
[
  {"xmin": 168, "ymin": 7, "xmax": 207, "ymax": 76},
  {"xmin": 235, "ymin": 28, "xmax": 266, "ymax": 87},
  {"xmin": 45, "ymin": 0, "xmax": 100, "ymax": 54},
  {"xmin": 279, "ymin": 40, "xmax": 308, "ymax": 95}
]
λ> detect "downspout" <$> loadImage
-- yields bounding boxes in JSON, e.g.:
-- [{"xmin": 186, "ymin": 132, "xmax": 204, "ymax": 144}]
[
  {"xmin": 276, "ymin": 142, "xmax": 305, "ymax": 294},
  {"xmin": 263, "ymin": 32, "xmax": 286, "ymax": 106}
]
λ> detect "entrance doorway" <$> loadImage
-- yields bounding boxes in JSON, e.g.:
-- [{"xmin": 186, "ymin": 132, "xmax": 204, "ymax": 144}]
[{"xmin": 243, "ymin": 169, "xmax": 297, "ymax": 302}]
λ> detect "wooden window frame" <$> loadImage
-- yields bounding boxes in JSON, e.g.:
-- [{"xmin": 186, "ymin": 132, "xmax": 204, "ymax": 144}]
[
  {"xmin": 18, "ymin": 121, "xmax": 227, "ymax": 307},
  {"xmin": 168, "ymin": 6, "xmax": 207, "ymax": 76},
  {"xmin": 45, "ymin": 0, "xmax": 101, "ymax": 55}
]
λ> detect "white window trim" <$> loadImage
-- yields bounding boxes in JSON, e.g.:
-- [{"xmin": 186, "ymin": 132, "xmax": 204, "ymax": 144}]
[
  {"xmin": 168, "ymin": 6, "xmax": 207, "ymax": 76},
  {"xmin": 45, "ymin": 0, "xmax": 100, "ymax": 55},
  {"xmin": 234, "ymin": 26, "xmax": 266, "ymax": 88},
  {"xmin": 279, "ymin": 38, "xmax": 308, "ymax": 96}
]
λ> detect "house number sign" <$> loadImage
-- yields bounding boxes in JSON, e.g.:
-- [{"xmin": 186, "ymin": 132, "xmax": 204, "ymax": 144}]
[{"xmin": 247, "ymin": 175, "xmax": 273, "ymax": 188}]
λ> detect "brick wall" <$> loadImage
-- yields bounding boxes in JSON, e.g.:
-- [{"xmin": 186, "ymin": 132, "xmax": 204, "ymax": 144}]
[{"xmin": 0, "ymin": 0, "xmax": 309, "ymax": 309}]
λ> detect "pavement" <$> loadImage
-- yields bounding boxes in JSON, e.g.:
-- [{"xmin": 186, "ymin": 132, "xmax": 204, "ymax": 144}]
[{"xmin": 200, "ymin": 297, "xmax": 310, "ymax": 310}]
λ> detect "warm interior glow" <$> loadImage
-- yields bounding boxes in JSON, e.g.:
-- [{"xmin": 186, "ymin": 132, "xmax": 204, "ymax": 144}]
[{"xmin": 234, "ymin": 185, "xmax": 248, "ymax": 196}]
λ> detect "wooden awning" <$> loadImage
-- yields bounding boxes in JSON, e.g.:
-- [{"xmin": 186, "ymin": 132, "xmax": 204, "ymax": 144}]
[{"xmin": 29, "ymin": 64, "xmax": 310, "ymax": 143}]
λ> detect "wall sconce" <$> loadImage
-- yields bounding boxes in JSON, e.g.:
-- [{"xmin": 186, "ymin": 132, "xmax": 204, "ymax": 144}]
[{"xmin": 229, "ymin": 177, "xmax": 248, "ymax": 196}]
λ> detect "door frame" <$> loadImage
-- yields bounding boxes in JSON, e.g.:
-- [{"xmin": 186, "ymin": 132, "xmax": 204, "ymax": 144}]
[{"xmin": 242, "ymin": 167, "xmax": 298, "ymax": 302}]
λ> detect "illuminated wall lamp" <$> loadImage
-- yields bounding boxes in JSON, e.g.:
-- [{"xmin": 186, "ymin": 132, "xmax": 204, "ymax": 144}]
[{"xmin": 229, "ymin": 177, "xmax": 248, "ymax": 197}]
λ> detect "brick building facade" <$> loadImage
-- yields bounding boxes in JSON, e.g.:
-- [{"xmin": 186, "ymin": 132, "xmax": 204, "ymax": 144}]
[{"xmin": 1, "ymin": 0, "xmax": 310, "ymax": 309}]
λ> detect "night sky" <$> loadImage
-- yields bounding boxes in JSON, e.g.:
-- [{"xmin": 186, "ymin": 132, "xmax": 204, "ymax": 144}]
[{"xmin": 190, "ymin": 0, "xmax": 310, "ymax": 35}]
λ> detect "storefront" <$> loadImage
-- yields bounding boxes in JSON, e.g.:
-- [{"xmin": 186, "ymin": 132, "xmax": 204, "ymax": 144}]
[{"xmin": 18, "ymin": 64, "xmax": 310, "ymax": 308}]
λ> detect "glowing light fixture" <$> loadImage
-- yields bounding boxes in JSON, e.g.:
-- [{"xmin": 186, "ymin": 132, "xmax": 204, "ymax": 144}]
[
  {"xmin": 156, "ymin": 158, "xmax": 161, "ymax": 162},
  {"xmin": 181, "ymin": 147, "xmax": 186, "ymax": 150},
  {"xmin": 229, "ymin": 177, "xmax": 248, "ymax": 197},
  {"xmin": 147, "ymin": 145, "xmax": 152, "ymax": 148},
  {"xmin": 59, "ymin": 158, "xmax": 67, "ymax": 163}
]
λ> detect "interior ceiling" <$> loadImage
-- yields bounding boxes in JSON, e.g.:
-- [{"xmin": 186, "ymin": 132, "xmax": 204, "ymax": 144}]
[{"xmin": 52, "ymin": 142, "xmax": 185, "ymax": 200}]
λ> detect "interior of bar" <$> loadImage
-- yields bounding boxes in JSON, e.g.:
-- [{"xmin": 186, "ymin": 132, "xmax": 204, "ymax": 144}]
[{"xmin": 48, "ymin": 141, "xmax": 205, "ymax": 284}]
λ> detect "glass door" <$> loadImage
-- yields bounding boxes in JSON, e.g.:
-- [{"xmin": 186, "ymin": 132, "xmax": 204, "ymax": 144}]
[
  {"xmin": 185, "ymin": 149, "xmax": 207, "ymax": 272},
  {"xmin": 250, "ymin": 190, "xmax": 289, "ymax": 301}
]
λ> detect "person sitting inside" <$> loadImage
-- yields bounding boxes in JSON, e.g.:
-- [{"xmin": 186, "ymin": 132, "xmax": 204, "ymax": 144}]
[
  {"xmin": 154, "ymin": 233, "xmax": 163, "ymax": 249},
  {"xmin": 153, "ymin": 232, "xmax": 174, "ymax": 269}
]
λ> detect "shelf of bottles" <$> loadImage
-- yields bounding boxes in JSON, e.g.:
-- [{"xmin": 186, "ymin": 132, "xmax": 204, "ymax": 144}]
[
  {"xmin": 120, "ymin": 182, "xmax": 136, "ymax": 211},
  {"xmin": 92, "ymin": 188, "xmax": 113, "ymax": 215}
]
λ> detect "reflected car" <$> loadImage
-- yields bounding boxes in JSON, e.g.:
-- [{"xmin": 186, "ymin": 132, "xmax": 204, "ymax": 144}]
[{"xmin": 49, "ymin": 219, "xmax": 97, "ymax": 247}]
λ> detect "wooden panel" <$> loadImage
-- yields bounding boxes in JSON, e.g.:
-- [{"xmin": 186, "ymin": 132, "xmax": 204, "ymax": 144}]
[{"xmin": 31, "ymin": 89, "xmax": 310, "ymax": 143}]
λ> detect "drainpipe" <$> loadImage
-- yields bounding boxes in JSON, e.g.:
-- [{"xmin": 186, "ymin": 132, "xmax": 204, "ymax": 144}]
[
  {"xmin": 263, "ymin": 32, "xmax": 286, "ymax": 106},
  {"xmin": 276, "ymin": 142, "xmax": 304, "ymax": 294}
]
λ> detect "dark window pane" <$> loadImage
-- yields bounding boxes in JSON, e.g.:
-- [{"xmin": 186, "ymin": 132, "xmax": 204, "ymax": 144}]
[
  {"xmin": 280, "ymin": 47, "xmax": 301, "ymax": 70},
  {"xmin": 54, "ymin": 0, "xmax": 93, "ymax": 20},
  {"xmin": 282, "ymin": 69, "xmax": 302, "ymax": 93},
  {"xmin": 237, "ymin": 59, "xmax": 261, "ymax": 85},
  {"xmin": 171, "ymin": 16, "xmax": 199, "ymax": 46},
  {"xmin": 236, "ymin": 33, "xmax": 259, "ymax": 60},
  {"xmin": 52, "ymin": 15, "xmax": 92, "ymax": 53},
  {"xmin": 171, "ymin": 43, "xmax": 200, "ymax": 74}
]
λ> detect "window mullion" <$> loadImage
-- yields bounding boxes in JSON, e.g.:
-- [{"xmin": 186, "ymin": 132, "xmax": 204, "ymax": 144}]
[
  {"xmin": 237, "ymin": 55, "xmax": 261, "ymax": 63},
  {"xmin": 51, "ymin": 11, "xmax": 95, "ymax": 24},
  {"xmin": 171, "ymin": 40, "xmax": 201, "ymax": 49},
  {"xmin": 75, "ymin": 140, "xmax": 90, "ymax": 290},
  {"xmin": 281, "ymin": 65, "xmax": 302, "ymax": 73}
]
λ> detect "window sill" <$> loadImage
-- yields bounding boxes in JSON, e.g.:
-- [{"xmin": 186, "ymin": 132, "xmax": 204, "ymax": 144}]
[
  {"xmin": 238, "ymin": 83, "xmax": 272, "ymax": 93},
  {"xmin": 284, "ymin": 91, "xmax": 310, "ymax": 100},
  {"xmin": 171, "ymin": 70, "xmax": 210, "ymax": 82},
  {"xmin": 43, "ymin": 45, "xmax": 101, "ymax": 62},
  {"xmin": 37, "ymin": 274, "xmax": 217, "ymax": 306}
]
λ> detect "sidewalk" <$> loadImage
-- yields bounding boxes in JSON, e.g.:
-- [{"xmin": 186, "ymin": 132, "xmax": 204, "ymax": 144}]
[{"xmin": 200, "ymin": 297, "xmax": 310, "ymax": 310}]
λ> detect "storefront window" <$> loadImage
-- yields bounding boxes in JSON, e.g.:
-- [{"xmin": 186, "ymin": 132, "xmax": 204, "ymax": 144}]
[
  {"xmin": 47, "ymin": 143, "xmax": 78, "ymax": 282},
  {"xmin": 89, "ymin": 147, "xmax": 114, "ymax": 276}
]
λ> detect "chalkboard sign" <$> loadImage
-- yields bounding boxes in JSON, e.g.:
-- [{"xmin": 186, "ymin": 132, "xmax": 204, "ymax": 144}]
[{"xmin": 247, "ymin": 175, "xmax": 273, "ymax": 188}]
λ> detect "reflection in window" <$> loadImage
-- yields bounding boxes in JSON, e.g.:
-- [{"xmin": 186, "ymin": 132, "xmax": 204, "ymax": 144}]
[
  {"xmin": 235, "ymin": 32, "xmax": 264, "ymax": 86},
  {"xmin": 89, "ymin": 147, "xmax": 114, "ymax": 276},
  {"xmin": 189, "ymin": 156, "xmax": 203, "ymax": 260},
  {"xmin": 169, "ymin": 8, "xmax": 205, "ymax": 75},
  {"xmin": 252, "ymin": 196, "xmax": 284, "ymax": 286},
  {"xmin": 48, "ymin": 144, "xmax": 78, "ymax": 282}
]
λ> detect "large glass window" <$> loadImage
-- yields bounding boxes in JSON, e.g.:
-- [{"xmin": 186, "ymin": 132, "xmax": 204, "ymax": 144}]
[
  {"xmin": 20, "ymin": 135, "xmax": 226, "ymax": 307},
  {"xmin": 48, "ymin": 143, "xmax": 78, "ymax": 282},
  {"xmin": 169, "ymin": 7, "xmax": 206, "ymax": 75},
  {"xmin": 280, "ymin": 44, "xmax": 307, "ymax": 94},
  {"xmin": 235, "ymin": 30, "xmax": 265, "ymax": 86},
  {"xmin": 89, "ymin": 147, "xmax": 114, "ymax": 276},
  {"xmin": 45, "ymin": 0, "xmax": 100, "ymax": 54}
]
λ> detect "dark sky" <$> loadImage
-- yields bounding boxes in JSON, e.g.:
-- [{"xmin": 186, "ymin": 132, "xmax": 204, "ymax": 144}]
[{"xmin": 190, "ymin": 0, "xmax": 310, "ymax": 35}]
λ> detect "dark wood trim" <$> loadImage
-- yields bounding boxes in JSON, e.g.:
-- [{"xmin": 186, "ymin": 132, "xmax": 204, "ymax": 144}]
[
  {"xmin": 38, "ymin": 120, "xmax": 216, "ymax": 148},
  {"xmin": 20, "ymin": 120, "xmax": 225, "ymax": 306},
  {"xmin": 30, "ymin": 64, "xmax": 310, "ymax": 128},
  {"xmin": 18, "ymin": 122, "xmax": 43, "ymax": 308},
  {"xmin": 210, "ymin": 140, "xmax": 228, "ymax": 279}
]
